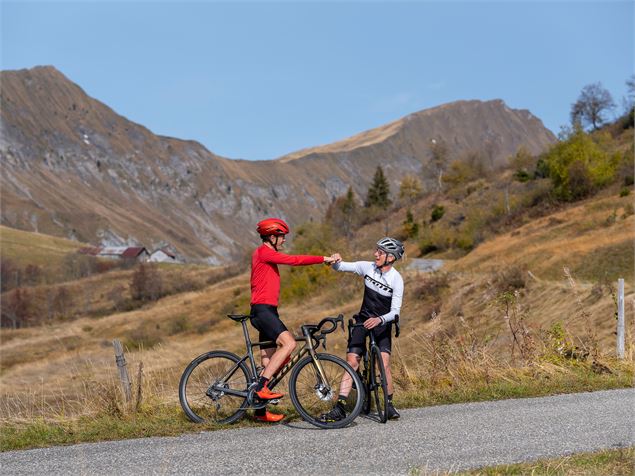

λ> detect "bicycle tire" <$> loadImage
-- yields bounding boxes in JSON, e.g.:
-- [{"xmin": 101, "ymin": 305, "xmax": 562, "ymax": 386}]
[
  {"xmin": 370, "ymin": 346, "xmax": 388, "ymax": 423},
  {"xmin": 289, "ymin": 353, "xmax": 364, "ymax": 429},
  {"xmin": 179, "ymin": 350, "xmax": 252, "ymax": 424}
]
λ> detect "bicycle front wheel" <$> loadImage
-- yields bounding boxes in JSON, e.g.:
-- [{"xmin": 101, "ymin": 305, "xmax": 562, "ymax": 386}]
[
  {"xmin": 370, "ymin": 346, "xmax": 388, "ymax": 423},
  {"xmin": 289, "ymin": 353, "xmax": 364, "ymax": 429},
  {"xmin": 179, "ymin": 350, "xmax": 251, "ymax": 424}
]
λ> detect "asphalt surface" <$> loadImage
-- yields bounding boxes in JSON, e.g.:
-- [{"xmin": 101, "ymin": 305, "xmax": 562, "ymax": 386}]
[{"xmin": 1, "ymin": 389, "xmax": 633, "ymax": 475}]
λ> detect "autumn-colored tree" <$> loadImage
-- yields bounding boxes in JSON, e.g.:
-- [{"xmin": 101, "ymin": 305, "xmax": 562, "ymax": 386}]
[
  {"xmin": 130, "ymin": 263, "xmax": 163, "ymax": 301},
  {"xmin": 52, "ymin": 286, "xmax": 73, "ymax": 318},
  {"xmin": 0, "ymin": 258, "xmax": 20, "ymax": 292},
  {"xmin": 326, "ymin": 186, "xmax": 359, "ymax": 238},
  {"xmin": 24, "ymin": 264, "xmax": 43, "ymax": 286},
  {"xmin": 399, "ymin": 175, "xmax": 422, "ymax": 205},
  {"xmin": 429, "ymin": 138, "xmax": 449, "ymax": 191},
  {"xmin": 1, "ymin": 288, "xmax": 31, "ymax": 328},
  {"xmin": 402, "ymin": 210, "xmax": 419, "ymax": 238}
]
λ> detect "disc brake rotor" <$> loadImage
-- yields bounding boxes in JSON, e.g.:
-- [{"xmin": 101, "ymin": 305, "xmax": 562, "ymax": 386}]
[{"xmin": 314, "ymin": 383, "xmax": 334, "ymax": 401}]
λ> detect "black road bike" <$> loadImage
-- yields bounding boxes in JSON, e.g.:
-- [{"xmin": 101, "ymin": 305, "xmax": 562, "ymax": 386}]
[
  {"xmin": 179, "ymin": 314, "xmax": 364, "ymax": 429},
  {"xmin": 348, "ymin": 317, "xmax": 398, "ymax": 423}
]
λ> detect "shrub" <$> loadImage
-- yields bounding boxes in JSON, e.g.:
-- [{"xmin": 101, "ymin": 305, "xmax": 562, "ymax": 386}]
[
  {"xmin": 417, "ymin": 226, "xmax": 451, "ymax": 255},
  {"xmin": 1, "ymin": 288, "xmax": 32, "ymax": 328},
  {"xmin": 544, "ymin": 129, "xmax": 618, "ymax": 201},
  {"xmin": 620, "ymin": 187, "xmax": 630, "ymax": 197},
  {"xmin": 279, "ymin": 222, "xmax": 341, "ymax": 302},
  {"xmin": 399, "ymin": 175, "xmax": 423, "ymax": 204},
  {"xmin": 430, "ymin": 205, "xmax": 445, "ymax": 222},
  {"xmin": 130, "ymin": 263, "xmax": 164, "ymax": 301},
  {"xmin": 413, "ymin": 272, "xmax": 450, "ymax": 301},
  {"xmin": 122, "ymin": 327, "xmax": 163, "ymax": 351},
  {"xmin": 442, "ymin": 159, "xmax": 481, "ymax": 188},
  {"xmin": 0, "ymin": 259, "xmax": 20, "ymax": 292},
  {"xmin": 513, "ymin": 169, "xmax": 531, "ymax": 182},
  {"xmin": 168, "ymin": 314, "xmax": 190, "ymax": 335},
  {"xmin": 402, "ymin": 210, "xmax": 419, "ymax": 238},
  {"xmin": 418, "ymin": 239, "xmax": 438, "ymax": 255},
  {"xmin": 492, "ymin": 266, "xmax": 527, "ymax": 294}
]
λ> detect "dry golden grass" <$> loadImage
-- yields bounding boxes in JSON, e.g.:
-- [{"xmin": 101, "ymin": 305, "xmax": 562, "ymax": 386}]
[
  {"xmin": 1, "ymin": 258, "xmax": 632, "ymax": 423},
  {"xmin": 0, "ymin": 224, "xmax": 84, "ymax": 267},
  {"xmin": 455, "ymin": 192, "xmax": 634, "ymax": 280},
  {"xmin": 1, "ymin": 191, "xmax": 633, "ymax": 443}
]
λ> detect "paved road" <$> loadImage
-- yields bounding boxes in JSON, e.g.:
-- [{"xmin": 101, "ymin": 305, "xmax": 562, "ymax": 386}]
[
  {"xmin": 406, "ymin": 258, "xmax": 444, "ymax": 273},
  {"xmin": 2, "ymin": 389, "xmax": 633, "ymax": 475}
]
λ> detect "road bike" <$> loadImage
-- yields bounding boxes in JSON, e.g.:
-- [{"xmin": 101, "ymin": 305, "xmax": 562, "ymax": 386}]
[
  {"xmin": 348, "ymin": 317, "xmax": 397, "ymax": 423},
  {"xmin": 179, "ymin": 313, "xmax": 364, "ymax": 429}
]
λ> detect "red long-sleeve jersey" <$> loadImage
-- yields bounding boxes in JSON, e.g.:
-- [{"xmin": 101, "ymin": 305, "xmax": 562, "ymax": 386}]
[{"xmin": 251, "ymin": 244, "xmax": 324, "ymax": 306}]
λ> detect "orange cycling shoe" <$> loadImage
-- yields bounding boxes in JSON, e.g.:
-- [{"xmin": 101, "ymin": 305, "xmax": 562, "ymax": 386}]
[
  {"xmin": 254, "ymin": 411, "xmax": 285, "ymax": 423},
  {"xmin": 255, "ymin": 386, "xmax": 284, "ymax": 400}
]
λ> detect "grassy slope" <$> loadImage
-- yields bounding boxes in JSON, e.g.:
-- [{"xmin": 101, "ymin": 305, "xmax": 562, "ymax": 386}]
[
  {"xmin": 1, "ymin": 126, "xmax": 634, "ymax": 450},
  {"xmin": 0, "ymin": 224, "xmax": 84, "ymax": 267},
  {"xmin": 455, "ymin": 191, "xmax": 633, "ymax": 281},
  {"xmin": 1, "ymin": 190, "xmax": 633, "ymax": 386}
]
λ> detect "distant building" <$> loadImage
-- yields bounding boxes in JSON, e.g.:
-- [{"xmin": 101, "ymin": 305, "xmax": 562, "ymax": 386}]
[
  {"xmin": 79, "ymin": 246, "xmax": 149, "ymax": 261},
  {"xmin": 149, "ymin": 248, "xmax": 179, "ymax": 263},
  {"xmin": 78, "ymin": 247, "xmax": 101, "ymax": 256}
]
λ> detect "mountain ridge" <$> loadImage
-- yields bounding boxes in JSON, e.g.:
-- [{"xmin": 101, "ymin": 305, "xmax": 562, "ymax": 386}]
[{"xmin": 0, "ymin": 66, "xmax": 556, "ymax": 262}]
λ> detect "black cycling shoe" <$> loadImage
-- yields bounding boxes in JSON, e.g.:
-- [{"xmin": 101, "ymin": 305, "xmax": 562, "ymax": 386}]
[
  {"xmin": 319, "ymin": 404, "xmax": 346, "ymax": 422},
  {"xmin": 386, "ymin": 402, "xmax": 400, "ymax": 419}
]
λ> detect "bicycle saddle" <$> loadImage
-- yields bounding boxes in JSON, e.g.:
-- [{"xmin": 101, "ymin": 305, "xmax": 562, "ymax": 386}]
[{"xmin": 227, "ymin": 314, "xmax": 250, "ymax": 322}]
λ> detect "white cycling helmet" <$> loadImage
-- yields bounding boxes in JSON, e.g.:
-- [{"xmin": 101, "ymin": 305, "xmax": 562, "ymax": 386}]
[{"xmin": 376, "ymin": 237, "xmax": 405, "ymax": 260}]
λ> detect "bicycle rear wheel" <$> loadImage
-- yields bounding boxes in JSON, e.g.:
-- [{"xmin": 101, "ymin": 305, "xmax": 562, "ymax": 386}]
[
  {"xmin": 289, "ymin": 353, "xmax": 363, "ymax": 429},
  {"xmin": 370, "ymin": 346, "xmax": 388, "ymax": 423},
  {"xmin": 179, "ymin": 351, "xmax": 251, "ymax": 424}
]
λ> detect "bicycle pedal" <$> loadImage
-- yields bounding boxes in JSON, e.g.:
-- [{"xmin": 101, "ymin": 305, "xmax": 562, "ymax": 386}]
[{"xmin": 268, "ymin": 399, "xmax": 281, "ymax": 405}]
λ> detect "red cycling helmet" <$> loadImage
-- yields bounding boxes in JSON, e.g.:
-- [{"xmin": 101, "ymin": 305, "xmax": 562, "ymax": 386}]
[{"xmin": 256, "ymin": 218, "xmax": 290, "ymax": 236}]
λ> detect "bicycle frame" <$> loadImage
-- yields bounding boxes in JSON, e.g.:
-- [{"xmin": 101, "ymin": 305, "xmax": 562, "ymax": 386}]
[
  {"xmin": 209, "ymin": 318, "xmax": 331, "ymax": 400},
  {"xmin": 348, "ymin": 321, "xmax": 383, "ymax": 399}
]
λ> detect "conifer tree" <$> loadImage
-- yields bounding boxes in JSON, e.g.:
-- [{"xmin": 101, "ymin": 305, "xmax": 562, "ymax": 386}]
[
  {"xmin": 325, "ymin": 186, "xmax": 358, "ymax": 238},
  {"xmin": 365, "ymin": 166, "xmax": 391, "ymax": 209}
]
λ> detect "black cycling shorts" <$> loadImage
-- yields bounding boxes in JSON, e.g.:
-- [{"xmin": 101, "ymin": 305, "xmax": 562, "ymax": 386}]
[
  {"xmin": 347, "ymin": 315, "xmax": 392, "ymax": 356},
  {"xmin": 250, "ymin": 304, "xmax": 288, "ymax": 349}
]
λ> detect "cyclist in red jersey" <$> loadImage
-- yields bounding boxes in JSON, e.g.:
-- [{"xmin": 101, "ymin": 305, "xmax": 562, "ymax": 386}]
[{"xmin": 250, "ymin": 217, "xmax": 337, "ymax": 422}]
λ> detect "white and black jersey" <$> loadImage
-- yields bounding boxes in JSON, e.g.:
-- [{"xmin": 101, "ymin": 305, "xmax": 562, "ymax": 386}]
[{"xmin": 332, "ymin": 261, "xmax": 403, "ymax": 324}]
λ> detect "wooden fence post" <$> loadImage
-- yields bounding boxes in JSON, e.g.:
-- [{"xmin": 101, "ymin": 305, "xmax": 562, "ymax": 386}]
[
  {"xmin": 135, "ymin": 361, "xmax": 144, "ymax": 411},
  {"xmin": 113, "ymin": 339, "xmax": 132, "ymax": 402},
  {"xmin": 617, "ymin": 278, "xmax": 625, "ymax": 359}
]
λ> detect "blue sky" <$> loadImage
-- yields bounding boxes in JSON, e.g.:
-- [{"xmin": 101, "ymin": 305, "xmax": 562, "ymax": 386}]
[{"xmin": 2, "ymin": 1, "xmax": 633, "ymax": 160}]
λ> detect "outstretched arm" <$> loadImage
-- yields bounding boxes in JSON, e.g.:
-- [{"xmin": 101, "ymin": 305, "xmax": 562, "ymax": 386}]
[
  {"xmin": 260, "ymin": 246, "xmax": 325, "ymax": 266},
  {"xmin": 331, "ymin": 260, "xmax": 372, "ymax": 277}
]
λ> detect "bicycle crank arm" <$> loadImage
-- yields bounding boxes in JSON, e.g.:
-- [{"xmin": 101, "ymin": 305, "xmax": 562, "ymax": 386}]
[{"xmin": 210, "ymin": 385, "xmax": 249, "ymax": 399}]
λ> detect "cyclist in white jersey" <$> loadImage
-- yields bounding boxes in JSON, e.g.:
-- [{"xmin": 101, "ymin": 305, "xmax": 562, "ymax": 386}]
[{"xmin": 322, "ymin": 237, "xmax": 405, "ymax": 421}]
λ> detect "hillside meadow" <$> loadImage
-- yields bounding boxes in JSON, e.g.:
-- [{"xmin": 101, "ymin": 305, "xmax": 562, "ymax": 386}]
[
  {"xmin": 1, "ymin": 116, "xmax": 633, "ymax": 449},
  {"xmin": 1, "ymin": 186, "xmax": 633, "ymax": 450}
]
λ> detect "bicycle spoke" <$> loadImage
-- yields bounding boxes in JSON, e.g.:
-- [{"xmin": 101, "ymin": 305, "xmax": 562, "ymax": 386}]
[
  {"xmin": 179, "ymin": 352, "xmax": 250, "ymax": 424},
  {"xmin": 289, "ymin": 354, "xmax": 364, "ymax": 428}
]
